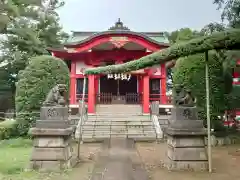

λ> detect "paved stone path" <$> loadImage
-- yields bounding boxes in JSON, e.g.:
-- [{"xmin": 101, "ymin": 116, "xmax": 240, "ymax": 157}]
[{"xmin": 90, "ymin": 138, "xmax": 149, "ymax": 180}]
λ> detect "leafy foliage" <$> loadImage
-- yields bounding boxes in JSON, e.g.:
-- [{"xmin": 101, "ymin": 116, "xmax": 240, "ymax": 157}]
[
  {"xmin": 0, "ymin": 0, "xmax": 19, "ymax": 32},
  {"xmin": 214, "ymin": 0, "xmax": 240, "ymax": 28},
  {"xmin": 0, "ymin": 120, "xmax": 17, "ymax": 140},
  {"xmin": 0, "ymin": 0, "xmax": 68, "ymax": 105},
  {"xmin": 85, "ymin": 29, "xmax": 240, "ymax": 74},
  {"xmin": 15, "ymin": 55, "xmax": 69, "ymax": 136},
  {"xmin": 0, "ymin": 68, "xmax": 14, "ymax": 118},
  {"xmin": 226, "ymin": 85, "xmax": 240, "ymax": 110}
]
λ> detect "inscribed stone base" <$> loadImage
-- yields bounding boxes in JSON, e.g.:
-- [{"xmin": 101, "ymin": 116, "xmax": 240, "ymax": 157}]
[
  {"xmin": 29, "ymin": 128, "xmax": 76, "ymax": 172},
  {"xmin": 29, "ymin": 158, "xmax": 76, "ymax": 172},
  {"xmin": 166, "ymin": 134, "xmax": 208, "ymax": 171},
  {"xmin": 166, "ymin": 158, "xmax": 208, "ymax": 171}
]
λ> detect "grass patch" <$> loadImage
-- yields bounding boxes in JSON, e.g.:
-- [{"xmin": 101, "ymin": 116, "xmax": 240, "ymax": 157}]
[
  {"xmin": 0, "ymin": 138, "xmax": 32, "ymax": 174},
  {"xmin": 0, "ymin": 138, "xmax": 71, "ymax": 180}
]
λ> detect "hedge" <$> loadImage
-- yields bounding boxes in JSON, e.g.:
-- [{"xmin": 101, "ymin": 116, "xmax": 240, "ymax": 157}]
[
  {"xmin": 226, "ymin": 85, "xmax": 240, "ymax": 110},
  {"xmin": 173, "ymin": 52, "xmax": 225, "ymax": 128},
  {"xmin": 85, "ymin": 28, "xmax": 240, "ymax": 74},
  {"xmin": 15, "ymin": 55, "xmax": 70, "ymax": 136},
  {"xmin": 0, "ymin": 120, "xmax": 17, "ymax": 140}
]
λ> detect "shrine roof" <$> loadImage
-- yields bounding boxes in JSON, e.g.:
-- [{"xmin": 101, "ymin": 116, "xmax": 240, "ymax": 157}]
[{"xmin": 64, "ymin": 19, "xmax": 169, "ymax": 47}]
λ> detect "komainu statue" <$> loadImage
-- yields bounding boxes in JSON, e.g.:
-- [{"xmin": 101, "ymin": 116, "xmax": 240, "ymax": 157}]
[
  {"xmin": 173, "ymin": 84, "xmax": 197, "ymax": 107},
  {"xmin": 42, "ymin": 84, "xmax": 67, "ymax": 107}
]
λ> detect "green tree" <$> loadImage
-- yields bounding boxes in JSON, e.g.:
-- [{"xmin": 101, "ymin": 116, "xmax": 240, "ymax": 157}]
[
  {"xmin": 165, "ymin": 30, "xmax": 179, "ymax": 44},
  {"xmin": 15, "ymin": 55, "xmax": 69, "ymax": 136},
  {"xmin": 214, "ymin": 0, "xmax": 240, "ymax": 28},
  {"xmin": 0, "ymin": 67, "xmax": 13, "ymax": 119},
  {"xmin": 1, "ymin": 0, "xmax": 68, "ymax": 73},
  {"xmin": 173, "ymin": 52, "xmax": 225, "ymax": 127},
  {"xmin": 0, "ymin": 0, "xmax": 19, "ymax": 32},
  {"xmin": 0, "ymin": 0, "xmax": 68, "ymax": 106}
]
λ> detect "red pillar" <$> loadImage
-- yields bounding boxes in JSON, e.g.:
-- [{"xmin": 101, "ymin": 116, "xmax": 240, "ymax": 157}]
[
  {"xmin": 70, "ymin": 61, "xmax": 76, "ymax": 104},
  {"xmin": 160, "ymin": 64, "xmax": 167, "ymax": 104},
  {"xmin": 143, "ymin": 75, "xmax": 150, "ymax": 114},
  {"xmin": 88, "ymin": 75, "xmax": 95, "ymax": 114}
]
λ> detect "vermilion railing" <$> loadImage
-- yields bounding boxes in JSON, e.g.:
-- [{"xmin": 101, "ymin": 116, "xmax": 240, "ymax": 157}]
[
  {"xmin": 149, "ymin": 94, "xmax": 172, "ymax": 104},
  {"xmin": 96, "ymin": 93, "xmax": 142, "ymax": 104},
  {"xmin": 75, "ymin": 93, "xmax": 172, "ymax": 104}
]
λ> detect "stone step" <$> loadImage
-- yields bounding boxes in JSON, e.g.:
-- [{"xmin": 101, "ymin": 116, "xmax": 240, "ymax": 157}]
[
  {"xmin": 157, "ymin": 115, "xmax": 171, "ymax": 119},
  {"xmin": 81, "ymin": 128, "xmax": 155, "ymax": 132},
  {"xmin": 80, "ymin": 134, "xmax": 156, "ymax": 138},
  {"xmin": 88, "ymin": 114, "xmax": 149, "ymax": 116},
  {"xmin": 89, "ymin": 113, "xmax": 144, "ymax": 116},
  {"xmin": 96, "ymin": 105, "xmax": 142, "ymax": 109},
  {"xmin": 96, "ymin": 109, "xmax": 142, "ymax": 112},
  {"xmin": 81, "ymin": 132, "xmax": 156, "ymax": 137},
  {"xmin": 81, "ymin": 131, "xmax": 156, "ymax": 135},
  {"xmin": 94, "ymin": 121, "xmax": 152, "ymax": 124},
  {"xmin": 80, "ymin": 135, "xmax": 157, "ymax": 142},
  {"xmin": 80, "ymin": 133, "xmax": 156, "ymax": 137},
  {"xmin": 96, "ymin": 110, "xmax": 142, "ymax": 113},
  {"xmin": 86, "ymin": 118, "xmax": 151, "ymax": 121},
  {"xmin": 82, "ymin": 125, "xmax": 154, "ymax": 128},
  {"xmin": 84, "ymin": 119, "xmax": 152, "ymax": 121},
  {"xmin": 84, "ymin": 122, "xmax": 153, "ymax": 125},
  {"xmin": 81, "ymin": 129, "xmax": 155, "ymax": 132},
  {"xmin": 91, "ymin": 114, "xmax": 143, "ymax": 117}
]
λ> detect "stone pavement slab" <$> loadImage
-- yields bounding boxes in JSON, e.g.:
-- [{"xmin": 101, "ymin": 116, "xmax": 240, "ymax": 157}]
[{"xmin": 90, "ymin": 138, "xmax": 149, "ymax": 180}]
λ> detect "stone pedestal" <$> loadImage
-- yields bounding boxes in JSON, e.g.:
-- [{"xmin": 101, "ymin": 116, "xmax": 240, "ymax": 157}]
[
  {"xmin": 29, "ymin": 106, "xmax": 76, "ymax": 171},
  {"xmin": 165, "ymin": 107, "xmax": 208, "ymax": 171}
]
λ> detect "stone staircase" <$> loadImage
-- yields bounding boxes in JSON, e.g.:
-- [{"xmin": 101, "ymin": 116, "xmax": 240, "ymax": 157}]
[
  {"xmin": 157, "ymin": 115, "xmax": 170, "ymax": 131},
  {"xmin": 77, "ymin": 105, "xmax": 157, "ymax": 142}
]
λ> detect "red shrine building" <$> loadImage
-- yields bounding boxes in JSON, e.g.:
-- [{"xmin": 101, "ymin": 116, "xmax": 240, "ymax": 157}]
[{"xmin": 48, "ymin": 19, "xmax": 170, "ymax": 114}]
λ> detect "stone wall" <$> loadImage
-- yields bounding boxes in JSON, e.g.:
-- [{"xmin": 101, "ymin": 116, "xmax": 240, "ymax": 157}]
[{"xmin": 206, "ymin": 135, "xmax": 240, "ymax": 146}]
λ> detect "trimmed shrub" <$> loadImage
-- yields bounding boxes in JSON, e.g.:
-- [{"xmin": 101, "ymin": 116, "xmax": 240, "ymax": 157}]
[
  {"xmin": 173, "ymin": 52, "xmax": 225, "ymax": 128},
  {"xmin": 15, "ymin": 55, "xmax": 70, "ymax": 136},
  {"xmin": 226, "ymin": 85, "xmax": 240, "ymax": 110},
  {"xmin": 0, "ymin": 120, "xmax": 17, "ymax": 139}
]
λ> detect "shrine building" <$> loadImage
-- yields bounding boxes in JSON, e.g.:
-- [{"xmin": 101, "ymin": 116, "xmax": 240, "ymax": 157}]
[{"xmin": 47, "ymin": 19, "xmax": 170, "ymax": 114}]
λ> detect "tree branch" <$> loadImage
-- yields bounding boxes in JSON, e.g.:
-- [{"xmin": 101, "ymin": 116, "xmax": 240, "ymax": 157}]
[{"xmin": 85, "ymin": 29, "xmax": 240, "ymax": 75}]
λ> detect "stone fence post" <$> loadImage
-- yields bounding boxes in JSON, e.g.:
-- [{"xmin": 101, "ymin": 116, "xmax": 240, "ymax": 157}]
[{"xmin": 150, "ymin": 101, "xmax": 159, "ymax": 115}]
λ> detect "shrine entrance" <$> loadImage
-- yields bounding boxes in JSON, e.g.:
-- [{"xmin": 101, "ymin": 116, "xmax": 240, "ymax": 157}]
[{"xmin": 98, "ymin": 75, "xmax": 140, "ymax": 104}]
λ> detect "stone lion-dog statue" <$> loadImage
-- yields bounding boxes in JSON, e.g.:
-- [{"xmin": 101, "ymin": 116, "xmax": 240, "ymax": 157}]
[{"xmin": 42, "ymin": 84, "xmax": 67, "ymax": 107}]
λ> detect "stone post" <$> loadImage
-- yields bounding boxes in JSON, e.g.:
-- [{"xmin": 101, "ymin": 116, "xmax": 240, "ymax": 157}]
[
  {"xmin": 29, "ymin": 106, "xmax": 76, "ymax": 171},
  {"xmin": 165, "ymin": 106, "xmax": 208, "ymax": 171},
  {"xmin": 150, "ymin": 101, "xmax": 159, "ymax": 115}
]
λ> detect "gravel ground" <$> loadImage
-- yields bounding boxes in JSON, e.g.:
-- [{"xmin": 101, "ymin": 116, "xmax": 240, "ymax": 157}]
[{"xmin": 136, "ymin": 142, "xmax": 240, "ymax": 180}]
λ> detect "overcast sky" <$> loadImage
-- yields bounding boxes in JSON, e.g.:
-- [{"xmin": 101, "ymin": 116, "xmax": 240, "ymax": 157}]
[{"xmin": 57, "ymin": 0, "xmax": 222, "ymax": 33}]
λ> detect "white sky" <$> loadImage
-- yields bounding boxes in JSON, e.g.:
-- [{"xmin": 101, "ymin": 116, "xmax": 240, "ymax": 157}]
[{"xmin": 57, "ymin": 0, "xmax": 222, "ymax": 32}]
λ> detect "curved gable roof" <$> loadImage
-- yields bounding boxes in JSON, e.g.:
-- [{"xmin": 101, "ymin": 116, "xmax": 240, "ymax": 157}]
[{"xmin": 64, "ymin": 19, "xmax": 169, "ymax": 47}]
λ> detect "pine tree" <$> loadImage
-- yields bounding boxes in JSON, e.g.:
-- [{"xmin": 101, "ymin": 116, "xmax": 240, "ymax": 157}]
[
  {"xmin": 0, "ymin": 0, "xmax": 68, "ymax": 89},
  {"xmin": 0, "ymin": 0, "xmax": 68, "ymax": 111}
]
